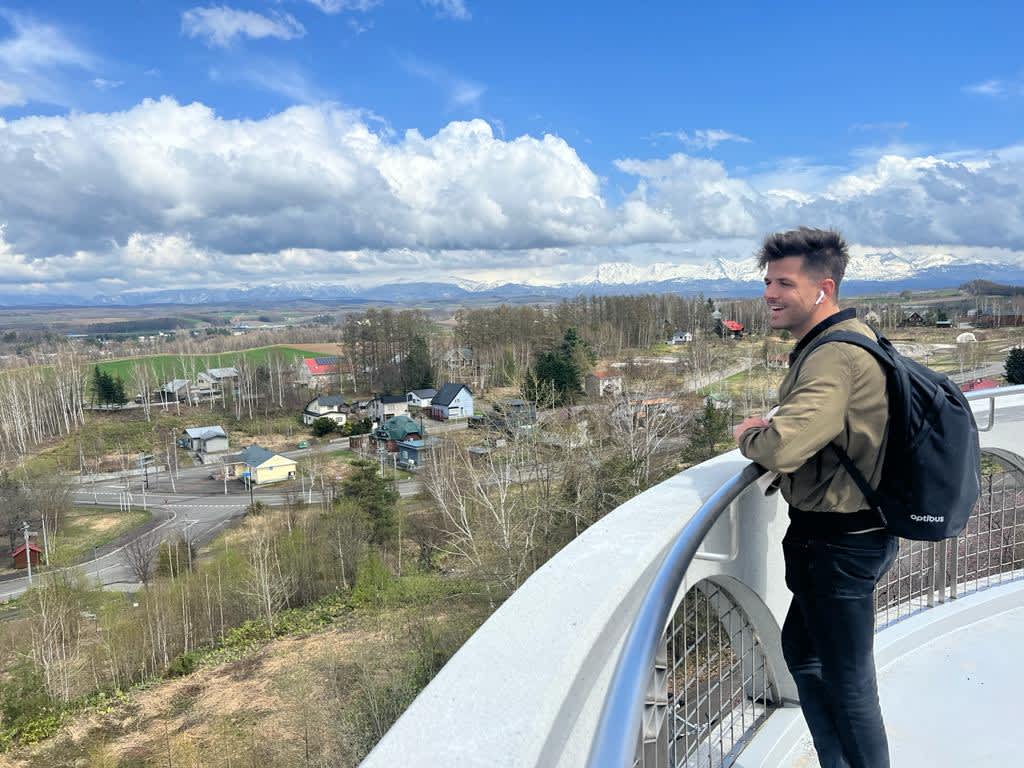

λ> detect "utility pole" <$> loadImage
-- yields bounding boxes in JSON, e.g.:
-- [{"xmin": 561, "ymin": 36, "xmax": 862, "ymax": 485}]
[{"xmin": 22, "ymin": 521, "xmax": 33, "ymax": 585}]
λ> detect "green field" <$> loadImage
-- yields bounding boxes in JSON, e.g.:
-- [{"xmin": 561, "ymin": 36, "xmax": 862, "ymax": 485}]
[
  {"xmin": 49, "ymin": 506, "xmax": 153, "ymax": 565},
  {"xmin": 94, "ymin": 345, "xmax": 321, "ymax": 381}
]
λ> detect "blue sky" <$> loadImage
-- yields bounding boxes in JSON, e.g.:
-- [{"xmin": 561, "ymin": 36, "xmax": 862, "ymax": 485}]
[{"xmin": 0, "ymin": 1, "xmax": 1023, "ymax": 296}]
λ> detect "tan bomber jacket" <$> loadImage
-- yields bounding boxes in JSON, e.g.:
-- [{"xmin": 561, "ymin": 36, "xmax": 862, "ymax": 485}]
[{"xmin": 739, "ymin": 310, "xmax": 888, "ymax": 513}]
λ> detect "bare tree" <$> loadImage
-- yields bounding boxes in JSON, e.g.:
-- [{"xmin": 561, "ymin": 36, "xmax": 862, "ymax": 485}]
[{"xmin": 123, "ymin": 532, "xmax": 161, "ymax": 585}]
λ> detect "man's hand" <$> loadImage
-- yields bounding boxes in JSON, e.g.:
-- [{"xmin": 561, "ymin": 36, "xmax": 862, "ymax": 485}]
[{"xmin": 733, "ymin": 417, "xmax": 770, "ymax": 445}]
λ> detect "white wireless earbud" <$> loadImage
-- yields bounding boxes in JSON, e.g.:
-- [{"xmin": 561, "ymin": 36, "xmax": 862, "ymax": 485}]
[{"xmin": 815, "ymin": 289, "xmax": 826, "ymax": 306}]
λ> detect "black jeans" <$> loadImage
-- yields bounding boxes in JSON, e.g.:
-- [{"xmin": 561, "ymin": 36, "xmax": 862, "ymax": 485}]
[{"xmin": 781, "ymin": 527, "xmax": 898, "ymax": 768}]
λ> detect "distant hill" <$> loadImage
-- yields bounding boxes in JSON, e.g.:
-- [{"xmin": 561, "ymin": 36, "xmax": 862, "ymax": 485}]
[
  {"xmin": 961, "ymin": 279, "xmax": 1024, "ymax": 297},
  {"xmin": 3, "ymin": 251, "xmax": 1024, "ymax": 307}
]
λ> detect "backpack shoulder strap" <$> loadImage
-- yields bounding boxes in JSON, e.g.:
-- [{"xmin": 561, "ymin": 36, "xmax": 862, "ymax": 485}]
[
  {"xmin": 790, "ymin": 330, "xmax": 890, "ymax": 382},
  {"xmin": 788, "ymin": 329, "xmax": 899, "ymax": 520}
]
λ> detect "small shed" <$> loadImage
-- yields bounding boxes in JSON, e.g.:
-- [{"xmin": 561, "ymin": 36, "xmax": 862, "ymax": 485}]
[
  {"xmin": 11, "ymin": 542, "xmax": 42, "ymax": 570},
  {"xmin": 397, "ymin": 437, "xmax": 441, "ymax": 469}
]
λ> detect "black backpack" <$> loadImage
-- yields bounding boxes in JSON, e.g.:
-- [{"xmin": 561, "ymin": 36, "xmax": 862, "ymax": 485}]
[{"xmin": 795, "ymin": 329, "xmax": 981, "ymax": 541}]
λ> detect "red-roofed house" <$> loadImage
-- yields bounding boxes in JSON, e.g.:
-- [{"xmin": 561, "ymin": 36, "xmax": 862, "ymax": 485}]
[
  {"xmin": 11, "ymin": 542, "xmax": 42, "ymax": 570},
  {"xmin": 719, "ymin": 320, "xmax": 744, "ymax": 340},
  {"xmin": 961, "ymin": 378, "xmax": 999, "ymax": 393},
  {"xmin": 300, "ymin": 357, "xmax": 340, "ymax": 388}
]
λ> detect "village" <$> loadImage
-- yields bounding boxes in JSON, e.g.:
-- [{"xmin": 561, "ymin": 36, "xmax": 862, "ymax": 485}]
[{"xmin": 1, "ymin": 289, "xmax": 1023, "ymax": 766}]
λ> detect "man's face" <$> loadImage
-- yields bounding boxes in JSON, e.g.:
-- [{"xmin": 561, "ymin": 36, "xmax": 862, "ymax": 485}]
[{"xmin": 763, "ymin": 256, "xmax": 826, "ymax": 336}]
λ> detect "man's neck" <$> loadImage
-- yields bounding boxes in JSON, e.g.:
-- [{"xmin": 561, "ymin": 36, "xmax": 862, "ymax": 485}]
[{"xmin": 793, "ymin": 306, "xmax": 840, "ymax": 341}]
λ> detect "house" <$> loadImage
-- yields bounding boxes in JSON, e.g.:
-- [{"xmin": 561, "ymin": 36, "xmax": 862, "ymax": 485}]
[
  {"xmin": 717, "ymin": 319, "xmax": 744, "ymax": 340},
  {"xmin": 369, "ymin": 394, "xmax": 409, "ymax": 421},
  {"xmin": 157, "ymin": 379, "xmax": 191, "ymax": 402},
  {"xmin": 406, "ymin": 388, "xmax": 438, "ymax": 409},
  {"xmin": 397, "ymin": 436, "xmax": 441, "ymax": 469},
  {"xmin": 303, "ymin": 394, "xmax": 347, "ymax": 426},
  {"xmin": 901, "ymin": 311, "xmax": 926, "ymax": 327},
  {"xmin": 670, "ymin": 331, "xmax": 693, "ymax": 345},
  {"xmin": 585, "ymin": 371, "xmax": 624, "ymax": 398},
  {"xmin": 11, "ymin": 542, "xmax": 42, "ymax": 570},
  {"xmin": 197, "ymin": 367, "xmax": 239, "ymax": 391},
  {"xmin": 374, "ymin": 414, "xmax": 424, "ymax": 451},
  {"xmin": 223, "ymin": 445, "xmax": 297, "ymax": 486},
  {"xmin": 430, "ymin": 383, "xmax": 474, "ymax": 420},
  {"xmin": 300, "ymin": 357, "xmax": 340, "ymax": 388},
  {"xmin": 961, "ymin": 378, "xmax": 999, "ymax": 393},
  {"xmin": 705, "ymin": 392, "xmax": 733, "ymax": 410},
  {"xmin": 180, "ymin": 426, "xmax": 229, "ymax": 455},
  {"xmin": 936, "ymin": 319, "xmax": 954, "ymax": 329},
  {"xmin": 443, "ymin": 348, "xmax": 475, "ymax": 375}
]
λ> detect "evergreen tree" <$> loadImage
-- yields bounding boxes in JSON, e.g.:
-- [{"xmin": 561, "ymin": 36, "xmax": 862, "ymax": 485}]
[
  {"xmin": 1005, "ymin": 348, "xmax": 1024, "ymax": 384},
  {"xmin": 401, "ymin": 335, "xmax": 434, "ymax": 391},
  {"xmin": 311, "ymin": 417, "xmax": 337, "ymax": 437},
  {"xmin": 340, "ymin": 460, "xmax": 399, "ymax": 546},
  {"xmin": 681, "ymin": 400, "xmax": 732, "ymax": 464}
]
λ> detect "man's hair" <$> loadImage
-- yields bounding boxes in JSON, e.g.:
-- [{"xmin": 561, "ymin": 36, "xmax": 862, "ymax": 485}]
[{"xmin": 756, "ymin": 227, "xmax": 849, "ymax": 289}]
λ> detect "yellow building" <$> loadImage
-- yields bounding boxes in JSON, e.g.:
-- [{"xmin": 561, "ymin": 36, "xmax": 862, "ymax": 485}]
[{"xmin": 224, "ymin": 444, "xmax": 297, "ymax": 486}]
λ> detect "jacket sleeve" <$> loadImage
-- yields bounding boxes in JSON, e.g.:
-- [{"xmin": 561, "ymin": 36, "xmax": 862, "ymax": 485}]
[{"xmin": 739, "ymin": 345, "xmax": 853, "ymax": 473}]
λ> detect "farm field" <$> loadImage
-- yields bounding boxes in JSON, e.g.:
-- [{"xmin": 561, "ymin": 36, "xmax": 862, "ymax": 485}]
[{"xmin": 94, "ymin": 345, "xmax": 323, "ymax": 381}]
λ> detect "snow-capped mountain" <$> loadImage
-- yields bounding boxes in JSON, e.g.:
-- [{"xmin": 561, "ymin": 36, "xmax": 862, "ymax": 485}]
[{"xmin": 1, "ymin": 250, "xmax": 1022, "ymax": 307}]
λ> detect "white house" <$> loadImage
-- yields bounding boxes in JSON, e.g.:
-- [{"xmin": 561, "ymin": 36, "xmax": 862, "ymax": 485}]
[
  {"xmin": 429, "ymin": 383, "xmax": 474, "ymax": 420},
  {"xmin": 180, "ymin": 426, "xmax": 229, "ymax": 455},
  {"xmin": 369, "ymin": 394, "xmax": 409, "ymax": 422},
  {"xmin": 158, "ymin": 379, "xmax": 191, "ymax": 401},
  {"xmin": 407, "ymin": 388, "xmax": 437, "ymax": 409},
  {"xmin": 302, "ymin": 394, "xmax": 347, "ymax": 426},
  {"xmin": 198, "ymin": 367, "xmax": 239, "ymax": 390},
  {"xmin": 670, "ymin": 331, "xmax": 693, "ymax": 344}
]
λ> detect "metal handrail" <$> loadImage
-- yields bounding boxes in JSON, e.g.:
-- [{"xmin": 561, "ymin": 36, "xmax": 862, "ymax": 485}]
[
  {"xmin": 965, "ymin": 383, "xmax": 1024, "ymax": 431},
  {"xmin": 587, "ymin": 384, "xmax": 1024, "ymax": 768},
  {"xmin": 587, "ymin": 462, "xmax": 767, "ymax": 768}
]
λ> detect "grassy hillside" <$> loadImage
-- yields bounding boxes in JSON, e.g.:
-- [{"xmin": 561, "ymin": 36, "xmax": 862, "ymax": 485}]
[{"xmin": 94, "ymin": 345, "xmax": 320, "ymax": 382}]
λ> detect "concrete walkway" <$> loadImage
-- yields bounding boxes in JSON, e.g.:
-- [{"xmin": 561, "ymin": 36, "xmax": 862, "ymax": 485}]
[{"xmin": 739, "ymin": 580, "xmax": 1024, "ymax": 767}]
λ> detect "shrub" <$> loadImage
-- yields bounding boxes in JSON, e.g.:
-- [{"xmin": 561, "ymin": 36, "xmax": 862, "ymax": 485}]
[{"xmin": 311, "ymin": 417, "xmax": 336, "ymax": 437}]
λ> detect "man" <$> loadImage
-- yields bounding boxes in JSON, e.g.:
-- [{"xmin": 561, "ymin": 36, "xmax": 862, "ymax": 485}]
[{"xmin": 733, "ymin": 227, "xmax": 897, "ymax": 768}]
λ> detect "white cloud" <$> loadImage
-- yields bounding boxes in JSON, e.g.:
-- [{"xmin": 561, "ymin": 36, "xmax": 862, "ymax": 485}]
[
  {"xmin": 0, "ymin": 79, "xmax": 23, "ymax": 106},
  {"xmin": 964, "ymin": 79, "xmax": 1007, "ymax": 97},
  {"xmin": 1, "ymin": 98, "xmax": 1024, "ymax": 295},
  {"xmin": 182, "ymin": 6, "xmax": 305, "ymax": 47},
  {"xmin": 0, "ymin": 13, "xmax": 95, "ymax": 108},
  {"xmin": 654, "ymin": 129, "xmax": 751, "ymax": 150},
  {"xmin": 91, "ymin": 78, "xmax": 124, "ymax": 90},
  {"xmin": 422, "ymin": 0, "xmax": 471, "ymax": 21},
  {"xmin": 304, "ymin": 0, "xmax": 379, "ymax": 12},
  {"xmin": 401, "ymin": 57, "xmax": 484, "ymax": 110},
  {"xmin": 210, "ymin": 60, "xmax": 325, "ymax": 103}
]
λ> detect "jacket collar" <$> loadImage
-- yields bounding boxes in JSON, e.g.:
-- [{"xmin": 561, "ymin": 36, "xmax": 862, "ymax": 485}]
[{"xmin": 788, "ymin": 307, "xmax": 857, "ymax": 366}]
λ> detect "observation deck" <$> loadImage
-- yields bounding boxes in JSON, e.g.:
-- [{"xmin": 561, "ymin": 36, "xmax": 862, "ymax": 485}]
[{"xmin": 362, "ymin": 385, "xmax": 1024, "ymax": 768}]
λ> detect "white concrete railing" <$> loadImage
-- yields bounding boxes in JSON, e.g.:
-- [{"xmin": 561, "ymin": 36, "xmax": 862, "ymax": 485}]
[{"xmin": 362, "ymin": 386, "xmax": 1024, "ymax": 768}]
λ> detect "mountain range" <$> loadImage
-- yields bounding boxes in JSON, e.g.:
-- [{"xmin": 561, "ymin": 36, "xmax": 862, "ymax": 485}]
[{"xmin": 3, "ymin": 251, "xmax": 1024, "ymax": 308}]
